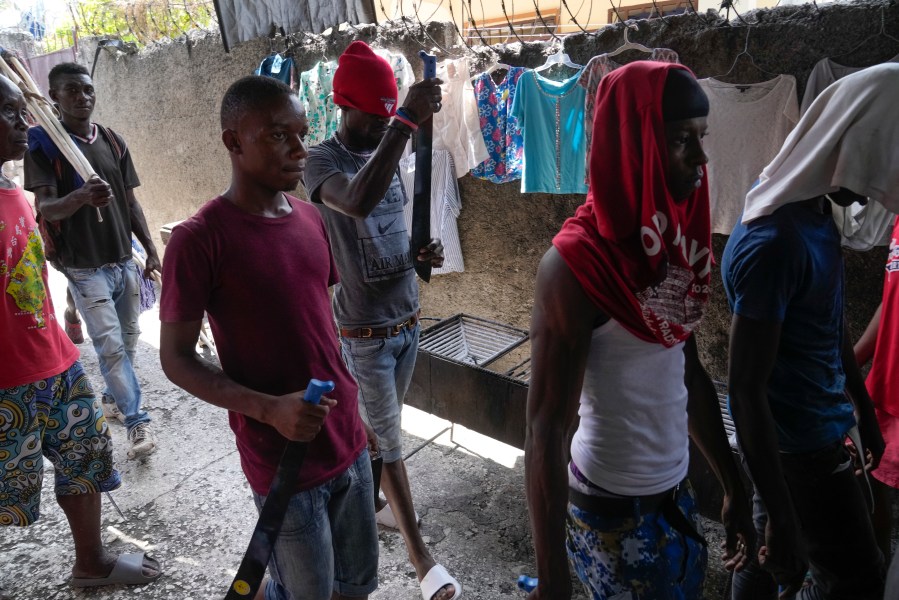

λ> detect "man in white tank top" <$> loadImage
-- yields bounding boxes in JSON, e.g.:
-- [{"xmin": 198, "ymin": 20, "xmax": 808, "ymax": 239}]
[{"xmin": 525, "ymin": 62, "xmax": 752, "ymax": 600}]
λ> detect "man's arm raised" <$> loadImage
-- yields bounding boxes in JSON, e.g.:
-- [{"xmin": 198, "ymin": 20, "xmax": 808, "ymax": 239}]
[{"xmin": 316, "ymin": 79, "xmax": 442, "ymax": 219}]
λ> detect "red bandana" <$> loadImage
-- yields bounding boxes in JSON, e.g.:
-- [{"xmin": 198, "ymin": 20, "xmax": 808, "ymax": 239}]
[{"xmin": 553, "ymin": 61, "xmax": 712, "ymax": 347}]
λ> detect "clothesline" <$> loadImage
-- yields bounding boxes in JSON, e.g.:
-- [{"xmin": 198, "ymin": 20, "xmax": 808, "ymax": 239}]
[{"xmin": 281, "ymin": 44, "xmax": 899, "ymax": 267}]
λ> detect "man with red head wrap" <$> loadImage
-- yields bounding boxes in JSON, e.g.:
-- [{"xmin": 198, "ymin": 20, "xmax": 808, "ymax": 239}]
[{"xmin": 525, "ymin": 61, "xmax": 752, "ymax": 600}]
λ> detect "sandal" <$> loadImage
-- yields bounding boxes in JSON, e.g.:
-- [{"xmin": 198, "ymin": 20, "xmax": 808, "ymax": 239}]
[
  {"xmin": 70, "ymin": 552, "xmax": 161, "ymax": 588},
  {"xmin": 64, "ymin": 318, "xmax": 84, "ymax": 344}
]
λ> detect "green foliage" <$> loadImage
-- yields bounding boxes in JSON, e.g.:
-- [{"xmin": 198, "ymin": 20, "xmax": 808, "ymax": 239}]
[{"xmin": 63, "ymin": 0, "xmax": 216, "ymax": 47}]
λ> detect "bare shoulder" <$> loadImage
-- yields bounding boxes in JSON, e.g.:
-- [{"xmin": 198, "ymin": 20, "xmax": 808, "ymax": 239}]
[{"xmin": 533, "ymin": 247, "xmax": 599, "ymax": 334}]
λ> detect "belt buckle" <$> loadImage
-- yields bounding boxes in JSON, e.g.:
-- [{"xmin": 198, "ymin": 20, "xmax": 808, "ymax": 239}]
[{"xmin": 361, "ymin": 327, "xmax": 373, "ymax": 338}]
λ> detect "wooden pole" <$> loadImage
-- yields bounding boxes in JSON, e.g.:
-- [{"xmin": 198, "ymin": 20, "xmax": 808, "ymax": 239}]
[{"xmin": 0, "ymin": 55, "xmax": 104, "ymax": 222}]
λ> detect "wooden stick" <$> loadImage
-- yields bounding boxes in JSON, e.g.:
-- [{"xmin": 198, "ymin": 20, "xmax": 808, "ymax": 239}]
[{"xmin": 0, "ymin": 55, "xmax": 103, "ymax": 222}]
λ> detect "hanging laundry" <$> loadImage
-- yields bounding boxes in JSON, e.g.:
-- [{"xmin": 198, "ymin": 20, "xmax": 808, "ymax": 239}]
[
  {"xmin": 374, "ymin": 49, "xmax": 415, "ymax": 107},
  {"xmin": 374, "ymin": 49, "xmax": 416, "ymax": 157},
  {"xmin": 298, "ymin": 59, "xmax": 339, "ymax": 146},
  {"xmin": 802, "ymin": 56, "xmax": 899, "ymax": 250},
  {"xmin": 470, "ymin": 66, "xmax": 528, "ymax": 184},
  {"xmin": 579, "ymin": 50, "xmax": 679, "ymax": 184},
  {"xmin": 801, "ymin": 55, "xmax": 899, "ymax": 115},
  {"xmin": 399, "ymin": 149, "xmax": 465, "ymax": 274},
  {"xmin": 511, "ymin": 70, "xmax": 588, "ymax": 194},
  {"xmin": 698, "ymin": 75, "xmax": 799, "ymax": 234},
  {"xmin": 433, "ymin": 58, "xmax": 489, "ymax": 178},
  {"xmin": 255, "ymin": 53, "xmax": 295, "ymax": 87},
  {"xmin": 298, "ymin": 51, "xmax": 415, "ymax": 148}
]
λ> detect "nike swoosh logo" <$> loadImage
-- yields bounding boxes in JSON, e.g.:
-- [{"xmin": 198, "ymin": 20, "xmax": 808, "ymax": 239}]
[{"xmin": 378, "ymin": 218, "xmax": 398, "ymax": 235}]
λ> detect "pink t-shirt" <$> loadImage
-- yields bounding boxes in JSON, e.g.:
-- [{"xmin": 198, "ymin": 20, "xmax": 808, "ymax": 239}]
[
  {"xmin": 159, "ymin": 195, "xmax": 365, "ymax": 495},
  {"xmin": 0, "ymin": 186, "xmax": 79, "ymax": 388},
  {"xmin": 867, "ymin": 217, "xmax": 899, "ymax": 417}
]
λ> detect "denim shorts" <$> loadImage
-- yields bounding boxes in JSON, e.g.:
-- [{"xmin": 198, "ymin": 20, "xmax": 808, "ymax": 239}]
[
  {"xmin": 566, "ymin": 481, "xmax": 706, "ymax": 600},
  {"xmin": 340, "ymin": 324, "xmax": 419, "ymax": 463},
  {"xmin": 253, "ymin": 450, "xmax": 378, "ymax": 600},
  {"xmin": 0, "ymin": 361, "xmax": 121, "ymax": 527}
]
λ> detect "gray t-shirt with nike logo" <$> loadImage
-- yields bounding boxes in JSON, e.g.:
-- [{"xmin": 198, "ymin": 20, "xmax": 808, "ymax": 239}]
[{"xmin": 306, "ymin": 136, "xmax": 419, "ymax": 329}]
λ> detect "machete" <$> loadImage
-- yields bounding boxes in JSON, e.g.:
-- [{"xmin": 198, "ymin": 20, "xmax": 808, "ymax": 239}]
[
  {"xmin": 411, "ymin": 50, "xmax": 438, "ymax": 283},
  {"xmin": 224, "ymin": 379, "xmax": 335, "ymax": 599}
]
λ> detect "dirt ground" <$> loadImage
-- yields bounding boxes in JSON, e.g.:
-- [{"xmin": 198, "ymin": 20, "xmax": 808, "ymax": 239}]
[{"xmin": 0, "ymin": 270, "xmax": 743, "ymax": 600}]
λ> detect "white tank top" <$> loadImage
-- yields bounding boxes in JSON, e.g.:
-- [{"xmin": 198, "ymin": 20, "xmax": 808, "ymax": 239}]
[{"xmin": 570, "ymin": 319, "xmax": 690, "ymax": 496}]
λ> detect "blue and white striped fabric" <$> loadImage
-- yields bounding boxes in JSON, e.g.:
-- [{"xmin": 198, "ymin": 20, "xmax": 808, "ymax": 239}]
[{"xmin": 399, "ymin": 149, "xmax": 465, "ymax": 275}]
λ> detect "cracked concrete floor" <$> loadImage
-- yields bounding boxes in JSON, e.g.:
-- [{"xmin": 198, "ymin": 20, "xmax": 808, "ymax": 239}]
[{"xmin": 0, "ymin": 269, "xmax": 734, "ymax": 600}]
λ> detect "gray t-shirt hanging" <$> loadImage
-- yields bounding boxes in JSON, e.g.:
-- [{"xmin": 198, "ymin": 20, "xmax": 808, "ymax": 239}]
[{"xmin": 305, "ymin": 136, "xmax": 419, "ymax": 329}]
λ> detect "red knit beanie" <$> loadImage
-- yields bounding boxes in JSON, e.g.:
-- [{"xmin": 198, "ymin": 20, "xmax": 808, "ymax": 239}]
[{"xmin": 333, "ymin": 41, "xmax": 398, "ymax": 118}]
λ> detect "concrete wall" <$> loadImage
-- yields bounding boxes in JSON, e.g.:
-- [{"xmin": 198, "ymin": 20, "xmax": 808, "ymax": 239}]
[{"xmin": 81, "ymin": 0, "xmax": 898, "ymax": 380}]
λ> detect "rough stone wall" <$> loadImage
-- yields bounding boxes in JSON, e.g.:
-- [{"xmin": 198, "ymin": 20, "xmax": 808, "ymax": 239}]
[{"xmin": 82, "ymin": 1, "xmax": 898, "ymax": 380}]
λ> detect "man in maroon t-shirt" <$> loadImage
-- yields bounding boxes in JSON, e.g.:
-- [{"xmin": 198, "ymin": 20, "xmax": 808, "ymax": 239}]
[{"xmin": 159, "ymin": 76, "xmax": 377, "ymax": 600}]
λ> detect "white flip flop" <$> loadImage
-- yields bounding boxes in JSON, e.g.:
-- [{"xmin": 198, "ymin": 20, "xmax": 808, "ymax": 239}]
[
  {"xmin": 420, "ymin": 564, "xmax": 461, "ymax": 600},
  {"xmin": 375, "ymin": 502, "xmax": 420, "ymax": 529}
]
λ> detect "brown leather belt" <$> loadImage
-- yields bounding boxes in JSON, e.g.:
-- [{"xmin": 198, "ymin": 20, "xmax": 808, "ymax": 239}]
[{"xmin": 339, "ymin": 312, "xmax": 420, "ymax": 339}]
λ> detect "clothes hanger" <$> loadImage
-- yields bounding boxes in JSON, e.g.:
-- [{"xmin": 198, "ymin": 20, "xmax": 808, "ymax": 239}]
[
  {"xmin": 471, "ymin": 60, "xmax": 513, "ymax": 83},
  {"xmin": 713, "ymin": 26, "xmax": 779, "ymax": 82},
  {"xmin": 534, "ymin": 40, "xmax": 583, "ymax": 73},
  {"xmin": 604, "ymin": 23, "xmax": 653, "ymax": 59},
  {"xmin": 828, "ymin": 7, "xmax": 899, "ymax": 62},
  {"xmin": 266, "ymin": 25, "xmax": 287, "ymax": 56}
]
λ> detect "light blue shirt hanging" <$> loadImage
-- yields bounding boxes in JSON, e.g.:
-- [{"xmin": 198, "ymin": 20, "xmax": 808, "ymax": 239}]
[{"xmin": 511, "ymin": 70, "xmax": 588, "ymax": 194}]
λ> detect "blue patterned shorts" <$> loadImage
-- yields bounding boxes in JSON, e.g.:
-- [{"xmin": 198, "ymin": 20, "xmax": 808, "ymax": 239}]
[
  {"xmin": 0, "ymin": 361, "xmax": 121, "ymax": 526},
  {"xmin": 566, "ymin": 482, "xmax": 707, "ymax": 600}
]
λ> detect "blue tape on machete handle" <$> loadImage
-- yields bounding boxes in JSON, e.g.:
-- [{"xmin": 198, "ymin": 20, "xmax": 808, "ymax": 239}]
[
  {"xmin": 304, "ymin": 379, "xmax": 334, "ymax": 404},
  {"xmin": 419, "ymin": 50, "xmax": 437, "ymax": 80},
  {"xmin": 517, "ymin": 575, "xmax": 537, "ymax": 593}
]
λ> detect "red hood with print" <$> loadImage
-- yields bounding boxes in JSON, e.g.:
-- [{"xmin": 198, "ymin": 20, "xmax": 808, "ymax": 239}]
[{"xmin": 553, "ymin": 61, "xmax": 712, "ymax": 347}]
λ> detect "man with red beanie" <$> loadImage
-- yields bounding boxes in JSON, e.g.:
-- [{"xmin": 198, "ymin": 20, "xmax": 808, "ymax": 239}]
[
  {"xmin": 524, "ymin": 62, "xmax": 752, "ymax": 599},
  {"xmin": 304, "ymin": 41, "xmax": 458, "ymax": 600}
]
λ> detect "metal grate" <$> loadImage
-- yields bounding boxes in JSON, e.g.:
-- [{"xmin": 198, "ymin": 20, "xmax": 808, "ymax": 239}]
[
  {"xmin": 504, "ymin": 358, "xmax": 532, "ymax": 383},
  {"xmin": 419, "ymin": 314, "xmax": 528, "ymax": 368}
]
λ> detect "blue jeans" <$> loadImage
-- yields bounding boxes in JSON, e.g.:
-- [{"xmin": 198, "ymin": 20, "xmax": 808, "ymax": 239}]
[
  {"xmin": 254, "ymin": 451, "xmax": 378, "ymax": 600},
  {"xmin": 340, "ymin": 324, "xmax": 420, "ymax": 463},
  {"xmin": 732, "ymin": 442, "xmax": 884, "ymax": 600},
  {"xmin": 66, "ymin": 259, "xmax": 149, "ymax": 430}
]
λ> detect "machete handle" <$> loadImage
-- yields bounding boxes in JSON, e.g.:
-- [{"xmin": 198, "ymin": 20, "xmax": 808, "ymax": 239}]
[
  {"xmin": 224, "ymin": 378, "xmax": 335, "ymax": 600},
  {"xmin": 303, "ymin": 379, "xmax": 334, "ymax": 404},
  {"xmin": 419, "ymin": 50, "xmax": 437, "ymax": 80},
  {"xmin": 517, "ymin": 575, "xmax": 538, "ymax": 593}
]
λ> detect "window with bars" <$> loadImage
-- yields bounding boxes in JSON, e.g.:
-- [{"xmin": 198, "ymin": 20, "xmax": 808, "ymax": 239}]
[
  {"xmin": 608, "ymin": 0, "xmax": 690, "ymax": 23},
  {"xmin": 466, "ymin": 10, "xmax": 559, "ymax": 45}
]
